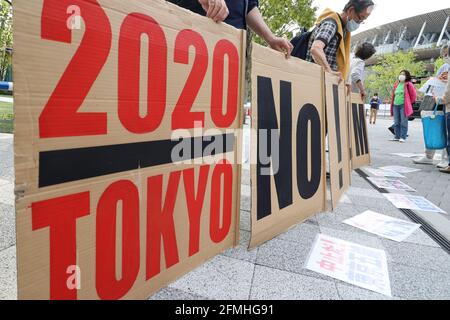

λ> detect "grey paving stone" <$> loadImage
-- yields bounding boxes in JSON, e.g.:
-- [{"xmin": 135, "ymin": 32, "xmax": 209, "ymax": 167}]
[
  {"xmin": 255, "ymin": 237, "xmax": 330, "ymax": 281},
  {"xmin": 241, "ymin": 194, "xmax": 250, "ymax": 212},
  {"xmin": 250, "ymin": 265, "xmax": 339, "ymax": 300},
  {"xmin": 0, "ymin": 181, "xmax": 14, "ymax": 206},
  {"xmin": 347, "ymin": 194, "xmax": 399, "ymax": 212},
  {"xmin": 222, "ymin": 230, "xmax": 258, "ymax": 263},
  {"xmin": 335, "ymin": 282, "xmax": 402, "ymax": 300},
  {"xmin": 381, "ymin": 239, "xmax": 450, "ymax": 273},
  {"xmin": 319, "ymin": 227, "xmax": 385, "ymax": 250},
  {"xmin": 149, "ymin": 287, "xmax": 209, "ymax": 300},
  {"xmin": 0, "ymin": 203, "xmax": 15, "ymax": 250},
  {"xmin": 0, "ymin": 246, "xmax": 17, "ymax": 300},
  {"xmin": 275, "ymin": 222, "xmax": 320, "ymax": 244},
  {"xmin": 347, "ymin": 187, "xmax": 385, "ymax": 199},
  {"xmin": 169, "ymin": 255, "xmax": 254, "ymax": 300},
  {"xmin": 241, "ymin": 168, "xmax": 250, "ymax": 186},
  {"xmin": 240, "ymin": 210, "xmax": 251, "ymax": 232},
  {"xmin": 389, "ymin": 263, "xmax": 450, "ymax": 300}
]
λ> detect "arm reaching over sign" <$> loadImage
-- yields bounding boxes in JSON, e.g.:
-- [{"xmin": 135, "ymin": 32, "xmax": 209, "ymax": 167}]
[
  {"xmin": 246, "ymin": 7, "xmax": 293, "ymax": 57},
  {"xmin": 198, "ymin": 0, "xmax": 229, "ymax": 22}
]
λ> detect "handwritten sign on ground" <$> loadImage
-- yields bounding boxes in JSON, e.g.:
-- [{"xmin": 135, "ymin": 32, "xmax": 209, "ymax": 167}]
[
  {"xmin": 364, "ymin": 168, "xmax": 406, "ymax": 178},
  {"xmin": 250, "ymin": 44, "xmax": 327, "ymax": 248},
  {"xmin": 305, "ymin": 234, "xmax": 391, "ymax": 296},
  {"xmin": 343, "ymin": 210, "xmax": 421, "ymax": 242},
  {"xmin": 14, "ymin": 0, "xmax": 245, "ymax": 300},
  {"xmin": 367, "ymin": 178, "xmax": 416, "ymax": 192},
  {"xmin": 384, "ymin": 194, "xmax": 447, "ymax": 214},
  {"xmin": 380, "ymin": 166, "xmax": 421, "ymax": 174}
]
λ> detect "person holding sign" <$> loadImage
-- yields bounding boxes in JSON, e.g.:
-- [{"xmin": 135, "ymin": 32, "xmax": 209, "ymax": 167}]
[
  {"xmin": 168, "ymin": 0, "xmax": 293, "ymax": 55},
  {"xmin": 305, "ymin": 0, "xmax": 375, "ymax": 83},
  {"xmin": 414, "ymin": 44, "xmax": 450, "ymax": 168},
  {"xmin": 436, "ymin": 59, "xmax": 450, "ymax": 174},
  {"xmin": 348, "ymin": 42, "xmax": 377, "ymax": 101}
]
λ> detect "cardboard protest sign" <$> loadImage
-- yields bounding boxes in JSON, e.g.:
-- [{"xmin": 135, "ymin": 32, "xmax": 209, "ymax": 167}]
[
  {"xmin": 384, "ymin": 194, "xmax": 447, "ymax": 214},
  {"xmin": 305, "ymin": 234, "xmax": 391, "ymax": 296},
  {"xmin": 349, "ymin": 93, "xmax": 370, "ymax": 169},
  {"xmin": 250, "ymin": 45, "xmax": 327, "ymax": 248},
  {"xmin": 14, "ymin": 0, "xmax": 245, "ymax": 299},
  {"xmin": 343, "ymin": 210, "xmax": 421, "ymax": 242},
  {"xmin": 324, "ymin": 74, "xmax": 351, "ymax": 209},
  {"xmin": 367, "ymin": 178, "xmax": 416, "ymax": 192}
]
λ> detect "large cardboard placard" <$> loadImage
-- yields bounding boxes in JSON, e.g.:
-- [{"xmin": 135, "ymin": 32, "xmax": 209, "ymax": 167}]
[
  {"xmin": 250, "ymin": 45, "xmax": 327, "ymax": 248},
  {"xmin": 349, "ymin": 93, "xmax": 371, "ymax": 169},
  {"xmin": 14, "ymin": 0, "xmax": 245, "ymax": 300},
  {"xmin": 324, "ymin": 74, "xmax": 351, "ymax": 209}
]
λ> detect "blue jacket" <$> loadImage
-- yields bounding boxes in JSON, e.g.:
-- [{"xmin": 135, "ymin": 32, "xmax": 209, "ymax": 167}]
[{"xmin": 168, "ymin": 0, "xmax": 259, "ymax": 29}]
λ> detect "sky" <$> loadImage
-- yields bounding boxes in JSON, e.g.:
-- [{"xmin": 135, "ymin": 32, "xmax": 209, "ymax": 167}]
[{"xmin": 313, "ymin": 0, "xmax": 450, "ymax": 34}]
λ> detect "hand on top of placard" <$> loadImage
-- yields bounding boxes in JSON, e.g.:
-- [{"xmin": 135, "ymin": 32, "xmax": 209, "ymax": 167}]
[{"xmin": 198, "ymin": 0, "xmax": 229, "ymax": 23}]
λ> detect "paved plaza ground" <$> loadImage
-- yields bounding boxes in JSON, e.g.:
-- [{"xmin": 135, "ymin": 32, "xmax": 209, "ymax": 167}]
[{"xmin": 1, "ymin": 117, "xmax": 450, "ymax": 300}]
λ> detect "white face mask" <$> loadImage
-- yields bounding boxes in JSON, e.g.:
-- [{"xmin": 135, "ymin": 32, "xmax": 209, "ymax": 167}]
[
  {"xmin": 346, "ymin": 19, "xmax": 361, "ymax": 32},
  {"xmin": 399, "ymin": 75, "xmax": 406, "ymax": 82}
]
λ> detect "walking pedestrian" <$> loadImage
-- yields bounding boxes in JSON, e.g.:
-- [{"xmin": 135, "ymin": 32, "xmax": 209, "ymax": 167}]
[
  {"xmin": 390, "ymin": 70, "xmax": 417, "ymax": 143},
  {"xmin": 414, "ymin": 44, "xmax": 450, "ymax": 167},
  {"xmin": 369, "ymin": 93, "xmax": 382, "ymax": 124}
]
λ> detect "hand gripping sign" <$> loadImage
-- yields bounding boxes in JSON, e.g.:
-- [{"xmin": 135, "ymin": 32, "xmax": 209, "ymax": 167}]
[{"xmin": 14, "ymin": 0, "xmax": 245, "ymax": 300}]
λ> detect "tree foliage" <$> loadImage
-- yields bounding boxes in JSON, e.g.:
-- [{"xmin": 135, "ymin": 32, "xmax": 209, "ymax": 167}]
[
  {"xmin": 256, "ymin": 0, "xmax": 317, "ymax": 45},
  {"xmin": 365, "ymin": 50, "xmax": 426, "ymax": 102},
  {"xmin": 0, "ymin": 1, "xmax": 12, "ymax": 82}
]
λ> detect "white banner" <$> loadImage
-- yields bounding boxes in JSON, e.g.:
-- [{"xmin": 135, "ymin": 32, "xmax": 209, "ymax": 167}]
[
  {"xmin": 367, "ymin": 178, "xmax": 416, "ymax": 192},
  {"xmin": 343, "ymin": 210, "xmax": 421, "ymax": 242},
  {"xmin": 379, "ymin": 166, "xmax": 421, "ymax": 174},
  {"xmin": 305, "ymin": 234, "xmax": 391, "ymax": 297},
  {"xmin": 365, "ymin": 168, "xmax": 406, "ymax": 178},
  {"xmin": 384, "ymin": 194, "xmax": 447, "ymax": 214}
]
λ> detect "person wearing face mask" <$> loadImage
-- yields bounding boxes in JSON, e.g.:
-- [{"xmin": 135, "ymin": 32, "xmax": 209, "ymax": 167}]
[
  {"xmin": 389, "ymin": 70, "xmax": 417, "ymax": 143},
  {"xmin": 369, "ymin": 93, "xmax": 382, "ymax": 125},
  {"xmin": 306, "ymin": 0, "xmax": 375, "ymax": 83},
  {"xmin": 414, "ymin": 44, "xmax": 450, "ymax": 167},
  {"xmin": 436, "ymin": 64, "xmax": 450, "ymax": 174}
]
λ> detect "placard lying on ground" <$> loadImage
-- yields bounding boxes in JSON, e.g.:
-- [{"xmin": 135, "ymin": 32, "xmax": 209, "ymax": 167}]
[
  {"xmin": 379, "ymin": 166, "xmax": 421, "ymax": 174},
  {"xmin": 14, "ymin": 0, "xmax": 245, "ymax": 299},
  {"xmin": 390, "ymin": 153, "xmax": 424, "ymax": 158},
  {"xmin": 384, "ymin": 194, "xmax": 447, "ymax": 214},
  {"xmin": 250, "ymin": 44, "xmax": 327, "ymax": 248},
  {"xmin": 343, "ymin": 210, "xmax": 421, "ymax": 242},
  {"xmin": 349, "ymin": 93, "xmax": 371, "ymax": 169},
  {"xmin": 367, "ymin": 178, "xmax": 416, "ymax": 192},
  {"xmin": 364, "ymin": 168, "xmax": 406, "ymax": 178},
  {"xmin": 325, "ymin": 74, "xmax": 351, "ymax": 209},
  {"xmin": 305, "ymin": 234, "xmax": 391, "ymax": 296}
]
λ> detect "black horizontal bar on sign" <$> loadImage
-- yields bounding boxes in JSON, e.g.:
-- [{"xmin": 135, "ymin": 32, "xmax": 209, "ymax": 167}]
[{"xmin": 39, "ymin": 133, "xmax": 235, "ymax": 188}]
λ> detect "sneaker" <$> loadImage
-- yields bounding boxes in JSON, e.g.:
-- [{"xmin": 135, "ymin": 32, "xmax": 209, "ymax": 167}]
[
  {"xmin": 439, "ymin": 166, "xmax": 450, "ymax": 174},
  {"xmin": 389, "ymin": 138, "xmax": 399, "ymax": 142},
  {"xmin": 413, "ymin": 156, "xmax": 434, "ymax": 165},
  {"xmin": 437, "ymin": 160, "xmax": 449, "ymax": 169},
  {"xmin": 399, "ymin": 138, "xmax": 405, "ymax": 143}
]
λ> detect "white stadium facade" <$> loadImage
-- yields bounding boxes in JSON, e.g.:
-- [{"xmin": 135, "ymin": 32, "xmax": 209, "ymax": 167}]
[{"xmin": 352, "ymin": 8, "xmax": 450, "ymax": 68}]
